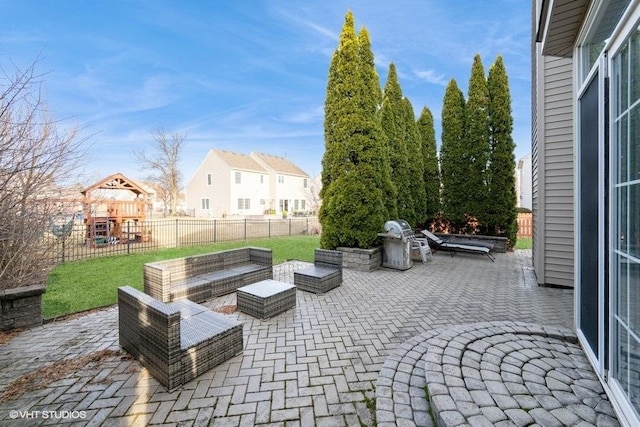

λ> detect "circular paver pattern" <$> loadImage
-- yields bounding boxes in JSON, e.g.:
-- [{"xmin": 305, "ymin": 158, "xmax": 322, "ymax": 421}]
[{"xmin": 376, "ymin": 321, "xmax": 621, "ymax": 427}]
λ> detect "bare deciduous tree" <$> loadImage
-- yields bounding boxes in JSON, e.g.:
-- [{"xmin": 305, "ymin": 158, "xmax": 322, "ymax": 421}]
[
  {"xmin": 134, "ymin": 128, "xmax": 185, "ymax": 216},
  {"xmin": 0, "ymin": 62, "xmax": 87, "ymax": 290},
  {"xmin": 303, "ymin": 175, "xmax": 322, "ymax": 214}
]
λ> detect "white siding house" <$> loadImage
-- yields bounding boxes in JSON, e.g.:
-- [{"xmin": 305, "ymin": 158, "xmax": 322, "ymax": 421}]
[
  {"xmin": 515, "ymin": 153, "xmax": 532, "ymax": 210},
  {"xmin": 186, "ymin": 150, "xmax": 311, "ymax": 218},
  {"xmin": 250, "ymin": 152, "xmax": 311, "ymax": 216},
  {"xmin": 186, "ymin": 150, "xmax": 269, "ymax": 218}
]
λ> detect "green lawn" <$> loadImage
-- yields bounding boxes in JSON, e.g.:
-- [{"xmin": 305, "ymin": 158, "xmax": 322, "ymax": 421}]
[
  {"xmin": 44, "ymin": 235, "xmax": 320, "ymax": 320},
  {"xmin": 515, "ymin": 237, "xmax": 532, "ymax": 250}
]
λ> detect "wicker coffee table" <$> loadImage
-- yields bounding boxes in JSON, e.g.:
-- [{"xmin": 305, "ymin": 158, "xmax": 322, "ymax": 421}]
[{"xmin": 236, "ymin": 280, "xmax": 296, "ymax": 320}]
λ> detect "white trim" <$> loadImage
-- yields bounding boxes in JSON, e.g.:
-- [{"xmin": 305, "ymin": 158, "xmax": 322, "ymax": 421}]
[
  {"xmin": 607, "ymin": 376, "xmax": 637, "ymax": 427},
  {"xmin": 608, "ymin": 40, "xmax": 618, "ymax": 421},
  {"xmin": 607, "ymin": 0, "xmax": 640, "ymax": 55},
  {"xmin": 598, "ymin": 54, "xmax": 607, "ymax": 377},
  {"xmin": 577, "ymin": 329, "xmax": 603, "ymax": 372},
  {"xmin": 576, "ymin": 0, "xmax": 608, "ymax": 81}
]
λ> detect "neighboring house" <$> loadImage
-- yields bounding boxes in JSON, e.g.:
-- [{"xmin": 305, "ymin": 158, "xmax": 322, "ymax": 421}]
[
  {"xmin": 249, "ymin": 152, "xmax": 310, "ymax": 215},
  {"xmin": 186, "ymin": 150, "xmax": 311, "ymax": 218},
  {"xmin": 534, "ymin": 1, "xmax": 639, "ymax": 425},
  {"xmin": 186, "ymin": 150, "xmax": 269, "ymax": 218},
  {"xmin": 515, "ymin": 153, "xmax": 532, "ymax": 210}
]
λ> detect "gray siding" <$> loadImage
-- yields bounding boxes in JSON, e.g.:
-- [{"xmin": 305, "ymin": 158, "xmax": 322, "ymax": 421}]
[{"xmin": 532, "ymin": 43, "xmax": 575, "ymax": 287}]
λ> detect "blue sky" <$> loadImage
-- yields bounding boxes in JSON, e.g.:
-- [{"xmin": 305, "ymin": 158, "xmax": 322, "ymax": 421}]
[{"xmin": 1, "ymin": 1, "xmax": 531, "ymax": 186}]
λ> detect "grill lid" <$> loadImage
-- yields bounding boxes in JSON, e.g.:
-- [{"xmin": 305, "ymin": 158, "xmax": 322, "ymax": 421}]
[{"xmin": 382, "ymin": 219, "xmax": 413, "ymax": 241}]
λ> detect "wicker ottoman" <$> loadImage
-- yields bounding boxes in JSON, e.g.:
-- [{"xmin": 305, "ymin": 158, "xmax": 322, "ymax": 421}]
[{"xmin": 236, "ymin": 280, "xmax": 296, "ymax": 320}]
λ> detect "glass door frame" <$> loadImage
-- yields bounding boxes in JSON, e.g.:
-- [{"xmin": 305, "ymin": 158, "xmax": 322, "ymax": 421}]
[
  {"xmin": 606, "ymin": 5, "xmax": 640, "ymax": 424},
  {"xmin": 575, "ymin": 53, "xmax": 608, "ymax": 378}
]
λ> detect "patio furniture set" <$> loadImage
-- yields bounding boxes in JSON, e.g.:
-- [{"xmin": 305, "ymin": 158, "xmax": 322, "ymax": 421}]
[
  {"xmin": 117, "ymin": 247, "xmax": 342, "ymax": 391},
  {"xmin": 379, "ymin": 219, "xmax": 495, "ymax": 270}
]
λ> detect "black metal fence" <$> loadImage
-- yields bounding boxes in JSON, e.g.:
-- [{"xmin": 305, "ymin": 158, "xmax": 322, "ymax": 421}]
[{"xmin": 44, "ymin": 217, "xmax": 321, "ymax": 264}]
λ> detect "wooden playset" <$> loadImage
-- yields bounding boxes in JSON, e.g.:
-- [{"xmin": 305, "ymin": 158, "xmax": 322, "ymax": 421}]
[{"xmin": 81, "ymin": 173, "xmax": 150, "ymax": 246}]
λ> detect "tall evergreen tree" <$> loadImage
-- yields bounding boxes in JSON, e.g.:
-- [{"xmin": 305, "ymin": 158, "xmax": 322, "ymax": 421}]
[
  {"xmin": 319, "ymin": 11, "xmax": 389, "ymax": 249},
  {"xmin": 487, "ymin": 55, "xmax": 518, "ymax": 246},
  {"xmin": 464, "ymin": 54, "xmax": 491, "ymax": 231},
  {"xmin": 380, "ymin": 63, "xmax": 414, "ymax": 222},
  {"xmin": 439, "ymin": 79, "xmax": 466, "ymax": 229},
  {"xmin": 417, "ymin": 106, "xmax": 440, "ymax": 224},
  {"xmin": 358, "ymin": 28, "xmax": 397, "ymax": 219},
  {"xmin": 401, "ymin": 97, "xmax": 427, "ymax": 225},
  {"xmin": 357, "ymin": 27, "xmax": 382, "ymax": 110},
  {"xmin": 320, "ymin": 12, "xmax": 356, "ymax": 199}
]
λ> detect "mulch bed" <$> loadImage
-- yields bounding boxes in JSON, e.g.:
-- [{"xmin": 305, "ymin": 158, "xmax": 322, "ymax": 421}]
[
  {"xmin": 213, "ymin": 304, "xmax": 237, "ymax": 314},
  {"xmin": 0, "ymin": 330, "xmax": 23, "ymax": 346},
  {"xmin": 0, "ymin": 349, "xmax": 132, "ymax": 402}
]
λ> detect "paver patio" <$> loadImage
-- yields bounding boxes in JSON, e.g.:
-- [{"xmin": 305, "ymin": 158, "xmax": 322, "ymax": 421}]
[{"xmin": 0, "ymin": 250, "xmax": 617, "ymax": 426}]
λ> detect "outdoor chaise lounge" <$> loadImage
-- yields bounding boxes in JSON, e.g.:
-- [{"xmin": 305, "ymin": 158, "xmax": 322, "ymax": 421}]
[{"xmin": 421, "ymin": 230, "xmax": 495, "ymax": 262}]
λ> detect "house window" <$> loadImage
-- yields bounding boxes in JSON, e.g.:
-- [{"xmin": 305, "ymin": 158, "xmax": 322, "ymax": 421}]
[
  {"xmin": 579, "ymin": 0, "xmax": 631, "ymax": 82},
  {"xmin": 278, "ymin": 175, "xmax": 284, "ymax": 184},
  {"xmin": 260, "ymin": 175, "xmax": 264, "ymax": 184},
  {"xmin": 235, "ymin": 171, "xmax": 241, "ymax": 184},
  {"xmin": 301, "ymin": 200, "xmax": 306, "ymax": 210},
  {"xmin": 237, "ymin": 198, "xmax": 251, "ymax": 210},
  {"xmin": 303, "ymin": 178, "xmax": 308, "ymax": 188},
  {"xmin": 207, "ymin": 173, "xmax": 212, "ymax": 186},
  {"xmin": 294, "ymin": 200, "xmax": 299, "ymax": 210},
  {"xmin": 201, "ymin": 198, "xmax": 210, "ymax": 210}
]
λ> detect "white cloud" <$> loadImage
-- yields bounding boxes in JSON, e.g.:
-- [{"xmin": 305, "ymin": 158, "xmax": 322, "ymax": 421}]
[
  {"xmin": 279, "ymin": 105, "xmax": 324, "ymax": 124},
  {"xmin": 414, "ymin": 69, "xmax": 448, "ymax": 86}
]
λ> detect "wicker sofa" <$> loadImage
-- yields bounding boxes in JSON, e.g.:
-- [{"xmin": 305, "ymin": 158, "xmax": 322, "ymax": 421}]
[
  {"xmin": 294, "ymin": 249, "xmax": 343, "ymax": 294},
  {"xmin": 144, "ymin": 247, "xmax": 273, "ymax": 303},
  {"xmin": 118, "ymin": 286, "xmax": 243, "ymax": 391}
]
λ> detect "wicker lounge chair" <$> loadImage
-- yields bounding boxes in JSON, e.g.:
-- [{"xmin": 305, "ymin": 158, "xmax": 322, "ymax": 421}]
[
  {"xmin": 294, "ymin": 249, "xmax": 342, "ymax": 294},
  {"xmin": 421, "ymin": 230, "xmax": 495, "ymax": 262},
  {"xmin": 118, "ymin": 286, "xmax": 243, "ymax": 391}
]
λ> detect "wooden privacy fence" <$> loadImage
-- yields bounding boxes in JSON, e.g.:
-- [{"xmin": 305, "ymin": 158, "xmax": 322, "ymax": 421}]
[{"xmin": 517, "ymin": 212, "xmax": 532, "ymax": 238}]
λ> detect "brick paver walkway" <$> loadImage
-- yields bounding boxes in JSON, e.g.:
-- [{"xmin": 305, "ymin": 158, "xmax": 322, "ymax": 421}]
[
  {"xmin": 0, "ymin": 250, "xmax": 606, "ymax": 426},
  {"xmin": 376, "ymin": 322, "xmax": 619, "ymax": 427}
]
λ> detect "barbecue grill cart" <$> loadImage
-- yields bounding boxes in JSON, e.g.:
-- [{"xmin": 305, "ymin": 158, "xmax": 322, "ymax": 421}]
[{"xmin": 377, "ymin": 219, "xmax": 413, "ymax": 270}]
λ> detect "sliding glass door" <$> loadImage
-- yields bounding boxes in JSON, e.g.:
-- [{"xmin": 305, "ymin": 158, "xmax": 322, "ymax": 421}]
[{"xmin": 611, "ymin": 24, "xmax": 640, "ymax": 420}]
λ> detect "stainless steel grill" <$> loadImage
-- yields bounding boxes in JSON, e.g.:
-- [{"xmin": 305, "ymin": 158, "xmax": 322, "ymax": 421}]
[{"xmin": 378, "ymin": 219, "xmax": 413, "ymax": 270}]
